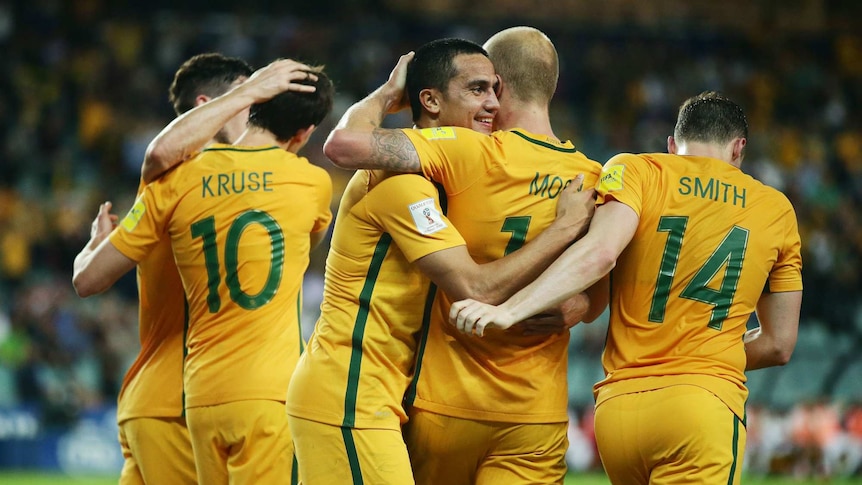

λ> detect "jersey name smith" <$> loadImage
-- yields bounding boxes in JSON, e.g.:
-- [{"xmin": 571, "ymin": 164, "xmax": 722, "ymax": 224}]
[{"xmin": 678, "ymin": 176, "xmax": 747, "ymax": 208}]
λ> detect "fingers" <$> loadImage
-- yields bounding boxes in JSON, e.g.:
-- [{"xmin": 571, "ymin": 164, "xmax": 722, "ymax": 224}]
[
  {"xmin": 244, "ymin": 59, "xmax": 319, "ymax": 102},
  {"xmin": 291, "ymin": 68, "xmax": 318, "ymax": 92},
  {"xmin": 383, "ymin": 51, "xmax": 415, "ymax": 113},
  {"xmin": 450, "ymin": 299, "xmax": 480, "ymax": 336},
  {"xmin": 450, "ymin": 300, "xmax": 475, "ymax": 335},
  {"xmin": 449, "ymin": 300, "xmax": 496, "ymax": 337},
  {"xmin": 391, "ymin": 52, "xmax": 415, "ymax": 80},
  {"xmin": 386, "ymin": 51, "xmax": 414, "ymax": 87},
  {"xmin": 91, "ymin": 201, "xmax": 116, "ymax": 239},
  {"xmin": 571, "ymin": 173, "xmax": 584, "ymax": 191}
]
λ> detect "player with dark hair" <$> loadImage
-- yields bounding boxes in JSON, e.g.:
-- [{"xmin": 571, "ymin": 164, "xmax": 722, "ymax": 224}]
[
  {"xmin": 286, "ymin": 37, "xmax": 594, "ymax": 485},
  {"xmin": 73, "ymin": 58, "xmax": 332, "ymax": 485},
  {"xmin": 111, "ymin": 52, "xmax": 251, "ymax": 485},
  {"xmin": 324, "ymin": 26, "xmax": 607, "ymax": 484},
  {"xmin": 450, "ymin": 91, "xmax": 803, "ymax": 484}
]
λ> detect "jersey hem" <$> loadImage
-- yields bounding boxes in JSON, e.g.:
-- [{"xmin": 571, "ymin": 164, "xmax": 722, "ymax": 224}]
[
  {"xmin": 184, "ymin": 394, "xmax": 287, "ymax": 409},
  {"xmin": 594, "ymin": 374, "xmax": 747, "ymax": 419},
  {"xmin": 285, "ymin": 405, "xmax": 403, "ymax": 431},
  {"xmin": 410, "ymin": 398, "xmax": 568, "ymax": 424}
]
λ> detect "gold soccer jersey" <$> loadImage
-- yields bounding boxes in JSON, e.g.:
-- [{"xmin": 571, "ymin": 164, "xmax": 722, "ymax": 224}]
[
  {"xmin": 112, "ymin": 180, "xmax": 186, "ymax": 423},
  {"xmin": 401, "ymin": 127, "xmax": 603, "ymax": 423},
  {"xmin": 111, "ymin": 144, "xmax": 332, "ymax": 409},
  {"xmin": 285, "ymin": 171, "xmax": 465, "ymax": 430},
  {"xmin": 593, "ymin": 153, "xmax": 803, "ymax": 418}
]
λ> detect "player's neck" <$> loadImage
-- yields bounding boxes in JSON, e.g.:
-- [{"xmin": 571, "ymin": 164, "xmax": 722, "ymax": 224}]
[
  {"xmin": 234, "ymin": 128, "xmax": 280, "ymax": 149},
  {"xmin": 675, "ymin": 141, "xmax": 738, "ymax": 167},
  {"xmin": 497, "ymin": 103, "xmax": 557, "ymax": 141}
]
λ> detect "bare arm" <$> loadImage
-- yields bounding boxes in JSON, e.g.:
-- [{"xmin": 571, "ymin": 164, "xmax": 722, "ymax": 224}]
[
  {"xmin": 72, "ymin": 202, "xmax": 138, "ymax": 297},
  {"xmin": 415, "ymin": 178, "xmax": 595, "ymax": 304},
  {"xmin": 581, "ymin": 274, "xmax": 610, "ymax": 323},
  {"xmin": 744, "ymin": 290, "xmax": 802, "ymax": 370},
  {"xmin": 513, "ymin": 273, "xmax": 610, "ymax": 336},
  {"xmin": 142, "ymin": 59, "xmax": 318, "ymax": 182},
  {"xmin": 324, "ymin": 53, "xmax": 422, "ymax": 172},
  {"xmin": 450, "ymin": 200, "xmax": 638, "ymax": 336},
  {"xmin": 512, "ymin": 291, "xmax": 597, "ymax": 336}
]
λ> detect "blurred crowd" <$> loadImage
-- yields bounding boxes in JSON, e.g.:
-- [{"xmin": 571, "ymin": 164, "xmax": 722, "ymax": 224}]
[{"xmin": 0, "ymin": 0, "xmax": 860, "ymax": 478}]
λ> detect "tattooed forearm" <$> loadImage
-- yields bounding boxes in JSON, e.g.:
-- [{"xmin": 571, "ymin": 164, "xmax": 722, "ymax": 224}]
[{"xmin": 370, "ymin": 128, "xmax": 421, "ymax": 172}]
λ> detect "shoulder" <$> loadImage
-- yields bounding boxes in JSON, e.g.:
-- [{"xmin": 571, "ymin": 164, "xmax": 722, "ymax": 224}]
[
  {"xmin": 748, "ymin": 177, "xmax": 796, "ymax": 215},
  {"xmin": 293, "ymin": 155, "xmax": 332, "ymax": 183},
  {"xmin": 576, "ymin": 152, "xmax": 603, "ymax": 174},
  {"xmin": 604, "ymin": 152, "xmax": 649, "ymax": 168},
  {"xmin": 407, "ymin": 126, "xmax": 489, "ymax": 144},
  {"xmin": 372, "ymin": 173, "xmax": 436, "ymax": 196},
  {"xmin": 601, "ymin": 152, "xmax": 650, "ymax": 178}
]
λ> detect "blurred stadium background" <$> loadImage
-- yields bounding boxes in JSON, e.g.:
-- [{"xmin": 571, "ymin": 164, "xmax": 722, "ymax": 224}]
[{"xmin": 1, "ymin": 0, "xmax": 861, "ymax": 481}]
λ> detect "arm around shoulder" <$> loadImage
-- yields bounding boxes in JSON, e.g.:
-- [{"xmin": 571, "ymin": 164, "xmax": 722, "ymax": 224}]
[{"xmin": 323, "ymin": 53, "xmax": 420, "ymax": 172}]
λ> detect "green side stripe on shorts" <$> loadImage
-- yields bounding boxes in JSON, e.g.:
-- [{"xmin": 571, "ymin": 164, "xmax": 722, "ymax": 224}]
[
  {"xmin": 342, "ymin": 233, "xmax": 392, "ymax": 428},
  {"xmin": 403, "ymin": 282, "xmax": 437, "ymax": 409},
  {"xmin": 341, "ymin": 427, "xmax": 364, "ymax": 485},
  {"xmin": 727, "ymin": 414, "xmax": 740, "ymax": 485},
  {"xmin": 291, "ymin": 454, "xmax": 298, "ymax": 485}
]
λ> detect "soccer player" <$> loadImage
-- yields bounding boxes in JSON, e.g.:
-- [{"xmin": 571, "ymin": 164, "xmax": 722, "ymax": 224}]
[
  {"xmin": 449, "ymin": 91, "xmax": 803, "ymax": 484},
  {"xmin": 324, "ymin": 27, "xmax": 607, "ymax": 484},
  {"xmin": 113, "ymin": 53, "xmax": 252, "ymax": 485},
  {"xmin": 73, "ymin": 59, "xmax": 333, "ymax": 485},
  {"xmin": 285, "ymin": 38, "xmax": 596, "ymax": 485}
]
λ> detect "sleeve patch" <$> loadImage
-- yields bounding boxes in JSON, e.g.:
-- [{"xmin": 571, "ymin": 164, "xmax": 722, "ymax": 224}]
[
  {"xmin": 418, "ymin": 127, "xmax": 457, "ymax": 140},
  {"xmin": 599, "ymin": 164, "xmax": 625, "ymax": 192},
  {"xmin": 408, "ymin": 198, "xmax": 448, "ymax": 235},
  {"xmin": 120, "ymin": 199, "xmax": 146, "ymax": 232}
]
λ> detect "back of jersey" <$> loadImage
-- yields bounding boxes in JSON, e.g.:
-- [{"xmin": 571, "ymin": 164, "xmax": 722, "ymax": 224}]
[
  {"xmin": 166, "ymin": 144, "xmax": 332, "ymax": 408},
  {"xmin": 403, "ymin": 126, "xmax": 602, "ymax": 423},
  {"xmin": 594, "ymin": 152, "xmax": 802, "ymax": 417}
]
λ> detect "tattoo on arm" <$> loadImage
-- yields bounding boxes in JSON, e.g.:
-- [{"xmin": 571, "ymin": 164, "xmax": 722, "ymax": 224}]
[{"xmin": 370, "ymin": 129, "xmax": 421, "ymax": 172}]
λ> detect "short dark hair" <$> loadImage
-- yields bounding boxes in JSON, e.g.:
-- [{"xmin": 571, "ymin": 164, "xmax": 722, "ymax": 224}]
[
  {"xmin": 406, "ymin": 38, "xmax": 489, "ymax": 122},
  {"xmin": 169, "ymin": 53, "xmax": 253, "ymax": 115},
  {"xmin": 674, "ymin": 91, "xmax": 749, "ymax": 145},
  {"xmin": 247, "ymin": 67, "xmax": 334, "ymax": 143}
]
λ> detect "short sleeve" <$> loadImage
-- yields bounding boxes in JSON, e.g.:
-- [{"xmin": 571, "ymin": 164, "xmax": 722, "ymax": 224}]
[
  {"xmin": 311, "ymin": 167, "xmax": 333, "ymax": 233},
  {"xmin": 402, "ymin": 127, "xmax": 498, "ymax": 196},
  {"xmin": 109, "ymin": 177, "xmax": 175, "ymax": 262},
  {"xmin": 363, "ymin": 174, "xmax": 465, "ymax": 263},
  {"xmin": 767, "ymin": 201, "xmax": 804, "ymax": 293},
  {"xmin": 596, "ymin": 153, "xmax": 647, "ymax": 218}
]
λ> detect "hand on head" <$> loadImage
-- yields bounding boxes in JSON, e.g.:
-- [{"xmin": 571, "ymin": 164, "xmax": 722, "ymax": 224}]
[
  {"xmin": 382, "ymin": 51, "xmax": 415, "ymax": 114},
  {"xmin": 239, "ymin": 59, "xmax": 318, "ymax": 103}
]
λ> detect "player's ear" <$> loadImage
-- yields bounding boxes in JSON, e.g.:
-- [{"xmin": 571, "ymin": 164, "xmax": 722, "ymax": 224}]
[
  {"xmin": 419, "ymin": 88, "xmax": 441, "ymax": 115},
  {"xmin": 194, "ymin": 94, "xmax": 212, "ymax": 107},
  {"xmin": 730, "ymin": 137, "xmax": 746, "ymax": 166},
  {"xmin": 667, "ymin": 136, "xmax": 678, "ymax": 154},
  {"xmin": 292, "ymin": 125, "xmax": 316, "ymax": 151}
]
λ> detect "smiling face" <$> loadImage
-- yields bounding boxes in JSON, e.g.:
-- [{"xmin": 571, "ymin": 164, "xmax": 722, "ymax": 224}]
[{"xmin": 432, "ymin": 53, "xmax": 499, "ymax": 134}]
